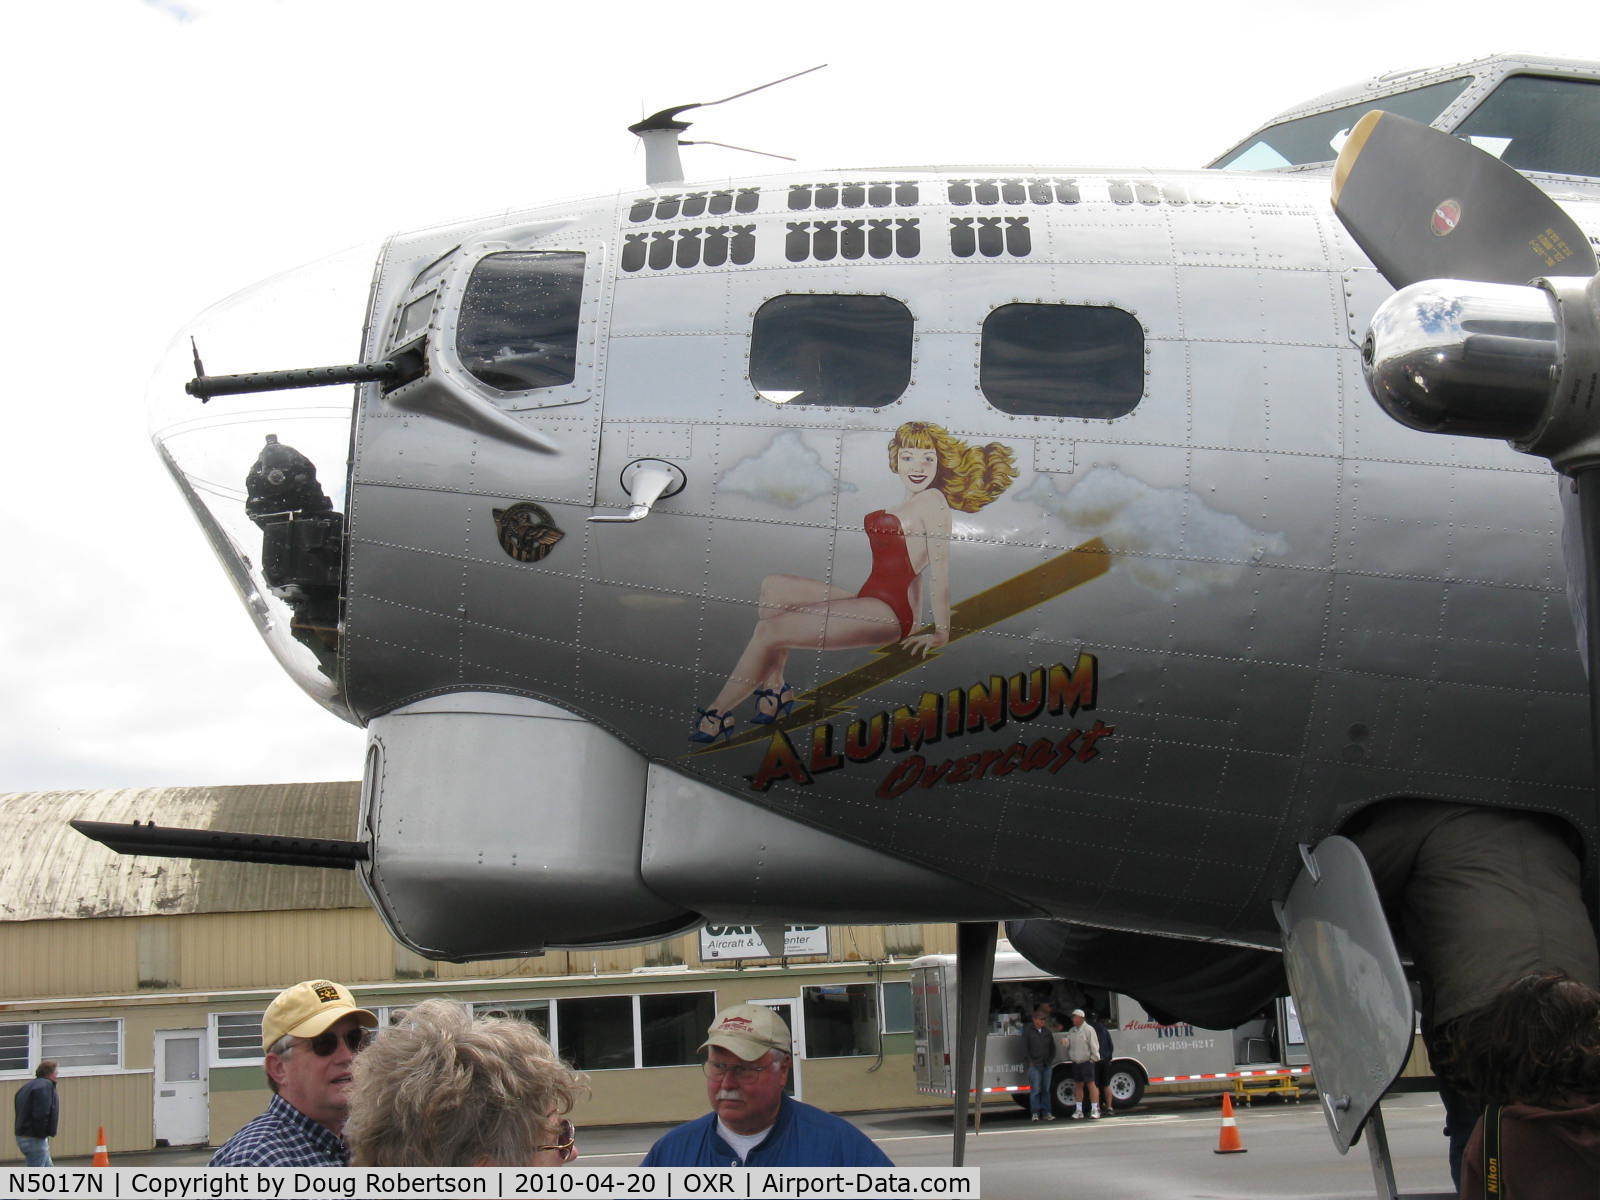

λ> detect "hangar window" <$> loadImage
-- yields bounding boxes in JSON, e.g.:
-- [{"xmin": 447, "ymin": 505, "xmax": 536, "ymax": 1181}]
[
  {"xmin": 750, "ymin": 294, "xmax": 913, "ymax": 407},
  {"xmin": 211, "ymin": 1012, "xmax": 266, "ymax": 1063},
  {"xmin": 42, "ymin": 1020, "xmax": 120, "ymax": 1070},
  {"xmin": 456, "ymin": 251, "xmax": 585, "ymax": 393},
  {"xmin": 803, "ymin": 983, "xmax": 909, "ymax": 1057},
  {"xmin": 0, "ymin": 1023, "xmax": 28, "ymax": 1073},
  {"xmin": 558, "ymin": 995, "xmax": 634, "ymax": 1071},
  {"xmin": 4, "ymin": 1021, "xmax": 123, "ymax": 1075},
  {"xmin": 1455, "ymin": 75, "xmax": 1600, "ymax": 178},
  {"xmin": 980, "ymin": 304, "xmax": 1144, "ymax": 419},
  {"xmin": 508, "ymin": 990, "xmax": 715, "ymax": 1071},
  {"xmin": 640, "ymin": 992, "xmax": 716, "ymax": 1068},
  {"xmin": 880, "ymin": 981, "xmax": 914, "ymax": 1034},
  {"xmin": 473, "ymin": 999, "xmax": 549, "ymax": 1040}
]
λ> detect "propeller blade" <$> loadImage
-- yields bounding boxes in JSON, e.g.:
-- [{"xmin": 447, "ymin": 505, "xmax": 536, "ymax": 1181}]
[{"xmin": 1331, "ymin": 110, "xmax": 1595, "ymax": 289}]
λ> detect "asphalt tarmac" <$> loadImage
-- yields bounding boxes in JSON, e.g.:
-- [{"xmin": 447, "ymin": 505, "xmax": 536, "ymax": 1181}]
[{"xmin": 52, "ymin": 1090, "xmax": 1459, "ymax": 1199}]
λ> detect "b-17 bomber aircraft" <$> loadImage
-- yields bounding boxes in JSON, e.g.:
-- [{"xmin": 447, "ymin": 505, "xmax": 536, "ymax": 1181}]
[{"xmin": 84, "ymin": 53, "xmax": 1600, "ymax": 1188}]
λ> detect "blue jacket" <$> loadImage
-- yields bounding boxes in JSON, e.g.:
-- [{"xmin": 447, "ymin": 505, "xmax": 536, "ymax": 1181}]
[
  {"xmin": 1093, "ymin": 1022, "xmax": 1114, "ymax": 1062},
  {"xmin": 640, "ymin": 1095, "xmax": 893, "ymax": 1168}
]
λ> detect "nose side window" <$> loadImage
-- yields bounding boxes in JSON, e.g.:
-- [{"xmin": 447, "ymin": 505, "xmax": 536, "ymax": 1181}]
[
  {"xmin": 456, "ymin": 251, "xmax": 585, "ymax": 393},
  {"xmin": 750, "ymin": 293, "xmax": 913, "ymax": 408},
  {"xmin": 980, "ymin": 303, "xmax": 1144, "ymax": 419}
]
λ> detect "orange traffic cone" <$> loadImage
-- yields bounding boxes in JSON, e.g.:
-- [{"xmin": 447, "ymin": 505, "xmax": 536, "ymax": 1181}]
[
  {"xmin": 1213, "ymin": 1093, "xmax": 1247, "ymax": 1154},
  {"xmin": 91, "ymin": 1126, "xmax": 110, "ymax": 1167}
]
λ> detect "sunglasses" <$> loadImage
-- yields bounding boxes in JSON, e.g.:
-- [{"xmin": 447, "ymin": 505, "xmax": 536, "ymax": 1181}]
[
  {"xmin": 305, "ymin": 1028, "xmax": 370, "ymax": 1056},
  {"xmin": 537, "ymin": 1118, "xmax": 577, "ymax": 1162}
]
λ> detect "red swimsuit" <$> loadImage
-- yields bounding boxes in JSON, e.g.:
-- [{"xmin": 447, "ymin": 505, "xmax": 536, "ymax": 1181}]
[{"xmin": 857, "ymin": 509, "xmax": 917, "ymax": 638}]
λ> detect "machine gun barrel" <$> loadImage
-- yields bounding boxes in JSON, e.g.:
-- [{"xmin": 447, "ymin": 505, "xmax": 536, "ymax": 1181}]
[
  {"xmin": 187, "ymin": 352, "xmax": 421, "ymax": 400},
  {"xmin": 71, "ymin": 818, "xmax": 369, "ymax": 870}
]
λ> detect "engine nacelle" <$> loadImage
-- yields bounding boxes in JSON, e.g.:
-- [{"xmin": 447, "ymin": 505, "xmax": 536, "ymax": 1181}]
[
  {"xmin": 360, "ymin": 693, "xmax": 698, "ymax": 958},
  {"xmin": 361, "ymin": 692, "xmax": 1037, "ymax": 960},
  {"xmin": 1007, "ymin": 918, "xmax": 1286, "ymax": 1029}
]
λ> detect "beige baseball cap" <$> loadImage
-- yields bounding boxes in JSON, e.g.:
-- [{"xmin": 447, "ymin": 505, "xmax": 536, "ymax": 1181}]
[
  {"xmin": 699, "ymin": 1004, "xmax": 792, "ymax": 1061},
  {"xmin": 261, "ymin": 980, "xmax": 377, "ymax": 1053}
]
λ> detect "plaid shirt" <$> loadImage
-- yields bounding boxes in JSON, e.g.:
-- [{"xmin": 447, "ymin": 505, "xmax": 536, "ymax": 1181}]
[{"xmin": 209, "ymin": 1094, "xmax": 349, "ymax": 1167}]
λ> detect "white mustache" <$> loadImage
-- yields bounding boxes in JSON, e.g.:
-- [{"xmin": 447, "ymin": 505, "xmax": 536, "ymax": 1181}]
[{"xmin": 715, "ymin": 1089, "xmax": 743, "ymax": 1101}]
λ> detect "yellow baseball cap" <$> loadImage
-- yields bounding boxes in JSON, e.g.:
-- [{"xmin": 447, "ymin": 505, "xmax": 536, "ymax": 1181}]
[
  {"xmin": 699, "ymin": 1004, "xmax": 791, "ymax": 1061},
  {"xmin": 261, "ymin": 980, "xmax": 377, "ymax": 1053}
]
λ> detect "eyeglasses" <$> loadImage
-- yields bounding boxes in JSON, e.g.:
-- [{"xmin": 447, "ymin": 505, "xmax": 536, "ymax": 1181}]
[
  {"xmin": 536, "ymin": 1118, "xmax": 577, "ymax": 1162},
  {"xmin": 305, "ymin": 1028, "xmax": 370, "ymax": 1056},
  {"xmin": 703, "ymin": 1059, "xmax": 772, "ymax": 1083}
]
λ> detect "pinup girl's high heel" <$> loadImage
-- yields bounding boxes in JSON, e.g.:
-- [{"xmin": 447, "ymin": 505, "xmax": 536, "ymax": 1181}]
[
  {"xmin": 750, "ymin": 682, "xmax": 796, "ymax": 724},
  {"xmin": 689, "ymin": 708, "xmax": 735, "ymax": 743}
]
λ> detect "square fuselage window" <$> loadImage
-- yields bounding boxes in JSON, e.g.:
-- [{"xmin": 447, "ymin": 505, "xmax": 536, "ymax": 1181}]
[
  {"xmin": 980, "ymin": 303, "xmax": 1143, "ymax": 419},
  {"xmin": 750, "ymin": 294, "xmax": 912, "ymax": 408}
]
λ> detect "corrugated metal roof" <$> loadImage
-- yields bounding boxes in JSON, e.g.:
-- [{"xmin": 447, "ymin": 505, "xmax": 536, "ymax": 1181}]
[{"xmin": 0, "ymin": 783, "xmax": 368, "ymax": 923}]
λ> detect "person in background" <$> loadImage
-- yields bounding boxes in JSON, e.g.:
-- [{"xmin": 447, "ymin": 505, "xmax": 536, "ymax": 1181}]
[
  {"xmin": 344, "ymin": 998, "xmax": 586, "ymax": 1167},
  {"xmin": 1089, "ymin": 1013, "xmax": 1116, "ymax": 1115},
  {"xmin": 1062, "ymin": 1008, "xmax": 1101, "ymax": 1119},
  {"xmin": 1021, "ymin": 1008, "xmax": 1058, "ymax": 1122},
  {"xmin": 1451, "ymin": 973, "xmax": 1600, "ymax": 1199},
  {"xmin": 13, "ymin": 1060, "xmax": 59, "ymax": 1167},
  {"xmin": 210, "ymin": 979, "xmax": 378, "ymax": 1166},
  {"xmin": 641, "ymin": 1004, "xmax": 893, "ymax": 1167}
]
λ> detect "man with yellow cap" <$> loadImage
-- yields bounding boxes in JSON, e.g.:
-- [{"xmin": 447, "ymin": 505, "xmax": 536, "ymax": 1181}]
[
  {"xmin": 640, "ymin": 1004, "xmax": 892, "ymax": 1168},
  {"xmin": 210, "ymin": 980, "xmax": 377, "ymax": 1166}
]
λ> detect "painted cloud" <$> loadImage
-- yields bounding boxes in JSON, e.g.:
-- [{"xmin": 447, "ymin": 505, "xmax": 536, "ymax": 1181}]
[
  {"xmin": 1016, "ymin": 466, "xmax": 1287, "ymax": 595},
  {"xmin": 718, "ymin": 431, "xmax": 856, "ymax": 509}
]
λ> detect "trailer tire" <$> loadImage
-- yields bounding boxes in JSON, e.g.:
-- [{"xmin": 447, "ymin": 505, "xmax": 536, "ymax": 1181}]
[
  {"xmin": 1104, "ymin": 1061, "xmax": 1146, "ymax": 1111},
  {"xmin": 1050, "ymin": 1069, "xmax": 1077, "ymax": 1116}
]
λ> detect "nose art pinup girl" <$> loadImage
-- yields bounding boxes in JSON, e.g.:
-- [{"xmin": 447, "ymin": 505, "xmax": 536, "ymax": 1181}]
[{"xmin": 692, "ymin": 422, "xmax": 1016, "ymax": 742}]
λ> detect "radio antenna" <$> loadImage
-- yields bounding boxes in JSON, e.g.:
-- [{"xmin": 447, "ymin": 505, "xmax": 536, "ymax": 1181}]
[{"xmin": 629, "ymin": 64, "xmax": 826, "ymax": 186}]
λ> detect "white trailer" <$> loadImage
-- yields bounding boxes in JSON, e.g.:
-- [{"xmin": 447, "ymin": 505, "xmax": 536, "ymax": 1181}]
[{"xmin": 910, "ymin": 947, "xmax": 1311, "ymax": 1115}]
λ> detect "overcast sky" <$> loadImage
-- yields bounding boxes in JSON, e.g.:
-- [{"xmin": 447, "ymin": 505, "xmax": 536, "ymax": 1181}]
[{"xmin": 2, "ymin": 0, "xmax": 1594, "ymax": 793}]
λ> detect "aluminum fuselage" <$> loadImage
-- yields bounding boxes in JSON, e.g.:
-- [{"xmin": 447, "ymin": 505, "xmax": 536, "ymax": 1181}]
[{"xmin": 339, "ymin": 166, "xmax": 1598, "ymax": 950}]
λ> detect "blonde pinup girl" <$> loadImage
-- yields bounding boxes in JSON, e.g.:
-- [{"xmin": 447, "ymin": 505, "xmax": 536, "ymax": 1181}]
[{"xmin": 692, "ymin": 422, "xmax": 1017, "ymax": 743}]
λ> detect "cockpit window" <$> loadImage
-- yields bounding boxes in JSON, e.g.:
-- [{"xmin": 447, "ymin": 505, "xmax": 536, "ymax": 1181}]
[
  {"xmin": 456, "ymin": 251, "xmax": 584, "ymax": 392},
  {"xmin": 750, "ymin": 294, "xmax": 913, "ymax": 407},
  {"xmin": 1455, "ymin": 75, "xmax": 1600, "ymax": 177},
  {"xmin": 1212, "ymin": 76, "xmax": 1471, "ymax": 171},
  {"xmin": 980, "ymin": 304, "xmax": 1143, "ymax": 420}
]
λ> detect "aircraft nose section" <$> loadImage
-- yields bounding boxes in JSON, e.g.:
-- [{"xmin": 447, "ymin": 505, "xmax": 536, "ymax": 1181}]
[{"xmin": 149, "ymin": 241, "xmax": 384, "ymax": 723}]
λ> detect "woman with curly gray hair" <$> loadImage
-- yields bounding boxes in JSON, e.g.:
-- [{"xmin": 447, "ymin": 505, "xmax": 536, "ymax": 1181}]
[{"xmin": 344, "ymin": 998, "xmax": 588, "ymax": 1167}]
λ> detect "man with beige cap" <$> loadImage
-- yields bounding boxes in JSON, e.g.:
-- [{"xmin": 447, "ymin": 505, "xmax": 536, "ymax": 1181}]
[
  {"xmin": 210, "ymin": 980, "xmax": 378, "ymax": 1166},
  {"xmin": 640, "ymin": 1003, "xmax": 892, "ymax": 1168}
]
